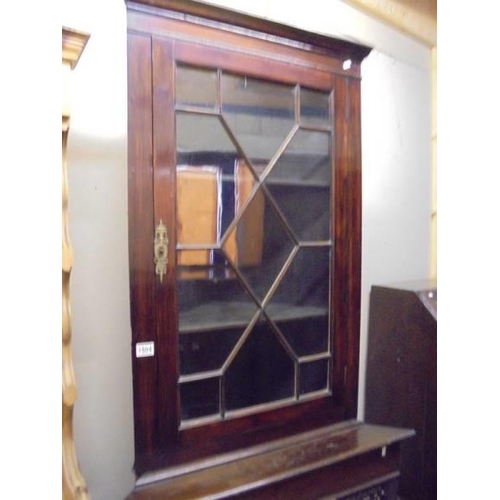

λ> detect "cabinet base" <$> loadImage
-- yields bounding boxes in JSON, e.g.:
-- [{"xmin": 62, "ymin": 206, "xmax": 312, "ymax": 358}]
[{"xmin": 129, "ymin": 421, "xmax": 414, "ymax": 499}]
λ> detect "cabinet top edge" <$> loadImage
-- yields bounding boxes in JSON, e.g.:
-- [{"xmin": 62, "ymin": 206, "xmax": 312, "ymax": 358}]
[
  {"xmin": 124, "ymin": 0, "xmax": 372, "ymax": 63},
  {"xmin": 371, "ymin": 279, "xmax": 437, "ymax": 293}
]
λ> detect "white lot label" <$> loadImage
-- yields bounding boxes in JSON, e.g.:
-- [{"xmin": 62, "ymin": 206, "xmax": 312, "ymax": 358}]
[{"xmin": 136, "ymin": 341, "xmax": 155, "ymax": 358}]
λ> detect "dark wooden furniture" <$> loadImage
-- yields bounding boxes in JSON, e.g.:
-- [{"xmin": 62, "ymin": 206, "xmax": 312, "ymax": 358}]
[
  {"xmin": 365, "ymin": 281, "xmax": 437, "ymax": 500},
  {"xmin": 126, "ymin": 0, "xmax": 413, "ymax": 496},
  {"xmin": 128, "ymin": 421, "xmax": 413, "ymax": 499}
]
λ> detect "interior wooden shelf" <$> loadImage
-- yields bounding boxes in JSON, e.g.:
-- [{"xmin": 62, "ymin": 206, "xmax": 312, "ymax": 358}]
[
  {"xmin": 179, "ymin": 301, "xmax": 328, "ymax": 333},
  {"xmin": 216, "ymin": 174, "xmax": 330, "ymax": 188}
]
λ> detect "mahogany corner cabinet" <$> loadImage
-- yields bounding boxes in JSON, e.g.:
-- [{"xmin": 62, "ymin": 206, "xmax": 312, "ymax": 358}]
[{"xmin": 125, "ymin": 1, "xmax": 414, "ymax": 497}]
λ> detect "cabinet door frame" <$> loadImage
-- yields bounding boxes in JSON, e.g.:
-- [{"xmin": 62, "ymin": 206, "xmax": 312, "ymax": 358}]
[{"xmin": 127, "ymin": 0, "xmax": 368, "ymax": 475}]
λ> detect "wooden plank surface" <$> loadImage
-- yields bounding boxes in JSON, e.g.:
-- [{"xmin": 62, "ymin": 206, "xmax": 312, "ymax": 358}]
[{"xmin": 130, "ymin": 421, "xmax": 414, "ymax": 499}]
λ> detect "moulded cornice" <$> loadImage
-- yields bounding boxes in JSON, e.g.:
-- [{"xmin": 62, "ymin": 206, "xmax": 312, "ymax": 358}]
[
  {"xmin": 62, "ymin": 27, "xmax": 90, "ymax": 68},
  {"xmin": 125, "ymin": 0, "xmax": 372, "ymax": 63}
]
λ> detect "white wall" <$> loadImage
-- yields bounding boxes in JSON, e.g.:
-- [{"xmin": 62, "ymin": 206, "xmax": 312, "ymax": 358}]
[
  {"xmin": 359, "ymin": 51, "xmax": 431, "ymax": 416},
  {"xmin": 63, "ymin": 2, "xmax": 134, "ymax": 499},
  {"xmin": 62, "ymin": 0, "xmax": 431, "ymax": 498}
]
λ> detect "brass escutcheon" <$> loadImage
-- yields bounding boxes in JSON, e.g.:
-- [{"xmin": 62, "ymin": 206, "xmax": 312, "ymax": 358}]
[{"xmin": 154, "ymin": 219, "xmax": 168, "ymax": 282}]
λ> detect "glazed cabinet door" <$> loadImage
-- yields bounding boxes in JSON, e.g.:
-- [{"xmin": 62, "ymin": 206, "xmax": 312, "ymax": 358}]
[{"xmin": 128, "ymin": 12, "xmax": 364, "ymax": 475}]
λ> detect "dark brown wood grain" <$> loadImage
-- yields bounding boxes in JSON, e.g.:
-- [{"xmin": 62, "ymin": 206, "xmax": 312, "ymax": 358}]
[
  {"xmin": 126, "ymin": 0, "xmax": 373, "ymax": 481},
  {"xmin": 232, "ymin": 449, "xmax": 400, "ymax": 500},
  {"xmin": 345, "ymin": 76, "xmax": 363, "ymax": 419},
  {"xmin": 173, "ymin": 39, "xmax": 334, "ymax": 90},
  {"xmin": 151, "ymin": 35, "xmax": 180, "ymax": 448},
  {"xmin": 128, "ymin": 422, "xmax": 414, "ymax": 499},
  {"xmin": 126, "ymin": 0, "xmax": 371, "ymax": 66},
  {"xmin": 135, "ymin": 398, "xmax": 345, "ymax": 474},
  {"xmin": 127, "ymin": 11, "xmax": 361, "ymax": 80},
  {"xmin": 333, "ymin": 75, "xmax": 363, "ymax": 420},
  {"xmin": 127, "ymin": 32, "xmax": 158, "ymax": 459},
  {"xmin": 365, "ymin": 283, "xmax": 437, "ymax": 500}
]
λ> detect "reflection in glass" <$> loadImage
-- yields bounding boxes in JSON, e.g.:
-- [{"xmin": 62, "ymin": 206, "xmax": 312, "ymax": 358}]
[
  {"xmin": 221, "ymin": 73, "xmax": 295, "ymax": 167},
  {"xmin": 177, "ymin": 249, "xmax": 258, "ymax": 329},
  {"xmin": 177, "ymin": 165, "xmax": 219, "ymax": 262},
  {"xmin": 180, "ymin": 377, "xmax": 220, "ymax": 420},
  {"xmin": 174, "ymin": 68, "xmax": 335, "ymax": 422},
  {"xmin": 265, "ymin": 129, "xmax": 331, "ymax": 242},
  {"xmin": 225, "ymin": 316, "xmax": 294, "ymax": 411},
  {"xmin": 176, "ymin": 65, "xmax": 217, "ymax": 110},
  {"xmin": 180, "ymin": 328, "xmax": 244, "ymax": 375},
  {"xmin": 176, "ymin": 113, "xmax": 251, "ymax": 251},
  {"xmin": 223, "ymin": 189, "xmax": 295, "ymax": 301},
  {"xmin": 300, "ymin": 359, "xmax": 329, "ymax": 395},
  {"xmin": 177, "ymin": 112, "xmax": 240, "ymax": 157},
  {"xmin": 300, "ymin": 87, "xmax": 331, "ymax": 128},
  {"xmin": 266, "ymin": 247, "xmax": 330, "ymax": 357},
  {"xmin": 176, "ymin": 161, "xmax": 260, "ymax": 249}
]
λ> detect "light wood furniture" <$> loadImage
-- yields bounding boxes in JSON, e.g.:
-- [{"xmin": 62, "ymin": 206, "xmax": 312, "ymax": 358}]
[
  {"xmin": 62, "ymin": 26, "xmax": 90, "ymax": 500},
  {"xmin": 431, "ymin": 47, "xmax": 437, "ymax": 279},
  {"xmin": 125, "ymin": 1, "xmax": 414, "ymax": 497}
]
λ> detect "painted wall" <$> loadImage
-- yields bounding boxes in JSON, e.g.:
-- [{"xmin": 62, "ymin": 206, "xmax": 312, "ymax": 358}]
[
  {"xmin": 62, "ymin": 2, "xmax": 134, "ymax": 499},
  {"xmin": 62, "ymin": 0, "xmax": 431, "ymax": 498}
]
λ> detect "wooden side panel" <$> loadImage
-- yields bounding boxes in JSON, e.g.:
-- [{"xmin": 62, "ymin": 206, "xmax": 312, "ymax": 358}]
[
  {"xmin": 151, "ymin": 36, "xmax": 180, "ymax": 445},
  {"xmin": 334, "ymin": 75, "xmax": 362, "ymax": 419},
  {"xmin": 128, "ymin": 32, "xmax": 158, "ymax": 459}
]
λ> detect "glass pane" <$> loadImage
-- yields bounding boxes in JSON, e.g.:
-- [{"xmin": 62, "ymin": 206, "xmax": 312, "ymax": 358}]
[
  {"xmin": 176, "ymin": 65, "xmax": 217, "ymax": 110},
  {"xmin": 220, "ymin": 159, "xmax": 262, "ymax": 244},
  {"xmin": 300, "ymin": 87, "xmax": 330, "ymax": 127},
  {"xmin": 177, "ymin": 112, "xmax": 239, "ymax": 156},
  {"xmin": 174, "ymin": 71, "xmax": 335, "ymax": 419},
  {"xmin": 221, "ymin": 73, "xmax": 295, "ymax": 168},
  {"xmin": 266, "ymin": 247, "xmax": 330, "ymax": 356},
  {"xmin": 265, "ymin": 129, "xmax": 331, "ymax": 241},
  {"xmin": 180, "ymin": 328, "xmax": 244, "ymax": 376},
  {"xmin": 300, "ymin": 359, "xmax": 329, "ymax": 395},
  {"xmin": 225, "ymin": 316, "xmax": 294, "ymax": 411},
  {"xmin": 177, "ymin": 113, "xmax": 254, "ymax": 246},
  {"xmin": 180, "ymin": 377, "xmax": 220, "ymax": 420},
  {"xmin": 223, "ymin": 189, "xmax": 296, "ymax": 302},
  {"xmin": 177, "ymin": 249, "xmax": 258, "ymax": 376},
  {"xmin": 177, "ymin": 249, "xmax": 258, "ymax": 327}
]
